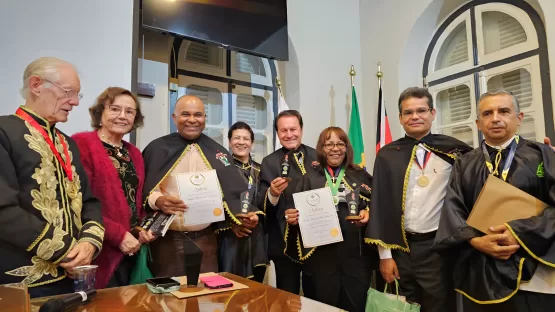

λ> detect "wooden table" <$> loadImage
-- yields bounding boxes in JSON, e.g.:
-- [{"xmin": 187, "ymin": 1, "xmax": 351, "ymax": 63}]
[{"xmin": 30, "ymin": 273, "xmax": 343, "ymax": 311}]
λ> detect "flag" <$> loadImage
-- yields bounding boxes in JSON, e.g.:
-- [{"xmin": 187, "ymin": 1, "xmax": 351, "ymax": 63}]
[
  {"xmin": 375, "ymin": 80, "xmax": 392, "ymax": 153},
  {"xmin": 274, "ymin": 89, "xmax": 290, "ymax": 150},
  {"xmin": 348, "ymin": 85, "xmax": 366, "ymax": 168}
]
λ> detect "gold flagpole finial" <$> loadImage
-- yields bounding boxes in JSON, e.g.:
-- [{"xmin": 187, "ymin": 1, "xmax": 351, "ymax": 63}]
[
  {"xmin": 376, "ymin": 62, "xmax": 383, "ymax": 80},
  {"xmin": 349, "ymin": 65, "xmax": 356, "ymax": 86}
]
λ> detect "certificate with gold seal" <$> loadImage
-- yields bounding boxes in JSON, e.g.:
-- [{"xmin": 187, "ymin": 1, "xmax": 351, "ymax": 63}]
[
  {"xmin": 176, "ymin": 170, "xmax": 225, "ymax": 226},
  {"xmin": 293, "ymin": 187, "xmax": 344, "ymax": 248}
]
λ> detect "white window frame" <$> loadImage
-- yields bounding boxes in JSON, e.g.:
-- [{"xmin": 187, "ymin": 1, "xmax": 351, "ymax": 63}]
[
  {"xmin": 428, "ymin": 75, "xmax": 479, "ymax": 147},
  {"xmin": 178, "ymin": 41, "xmax": 228, "ymax": 78},
  {"xmin": 474, "ymin": 3, "xmax": 539, "ymax": 65},
  {"xmin": 427, "ymin": 11, "xmax": 474, "ymax": 82},
  {"xmin": 479, "ymin": 55, "xmax": 545, "ymax": 141},
  {"xmin": 230, "ymin": 51, "xmax": 274, "ymax": 86}
]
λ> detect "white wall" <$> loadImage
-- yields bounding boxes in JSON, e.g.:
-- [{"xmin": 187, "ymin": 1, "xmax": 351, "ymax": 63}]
[
  {"xmin": 0, "ymin": 1, "xmax": 135, "ymax": 136},
  {"xmin": 358, "ymin": 0, "xmax": 555, "ymax": 170},
  {"xmin": 136, "ymin": 59, "xmax": 170, "ymax": 150},
  {"xmin": 283, "ymin": 0, "xmax": 363, "ymax": 149}
]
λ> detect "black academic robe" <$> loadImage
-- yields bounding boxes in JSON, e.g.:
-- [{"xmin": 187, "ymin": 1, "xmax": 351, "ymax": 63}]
[
  {"xmin": 142, "ymin": 133, "xmax": 265, "ymax": 269},
  {"xmin": 284, "ymin": 163, "xmax": 373, "ymax": 311},
  {"xmin": 433, "ymin": 138, "xmax": 555, "ymax": 304},
  {"xmin": 365, "ymin": 133, "xmax": 472, "ymax": 251},
  {"xmin": 0, "ymin": 107, "xmax": 104, "ymax": 288},
  {"xmin": 256, "ymin": 144, "xmax": 317, "ymax": 259},
  {"xmin": 217, "ymin": 157, "xmax": 267, "ymax": 279}
]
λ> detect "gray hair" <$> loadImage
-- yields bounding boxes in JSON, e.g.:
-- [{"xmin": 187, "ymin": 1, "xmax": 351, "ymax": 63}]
[
  {"xmin": 20, "ymin": 57, "xmax": 75, "ymax": 99},
  {"xmin": 478, "ymin": 90, "xmax": 520, "ymax": 113}
]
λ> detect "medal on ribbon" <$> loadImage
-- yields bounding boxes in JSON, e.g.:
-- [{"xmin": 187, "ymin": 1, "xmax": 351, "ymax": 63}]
[{"xmin": 324, "ymin": 166, "xmax": 346, "ymax": 209}]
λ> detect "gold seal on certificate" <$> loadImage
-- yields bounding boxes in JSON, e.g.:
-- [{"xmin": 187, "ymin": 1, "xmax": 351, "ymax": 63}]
[
  {"xmin": 176, "ymin": 170, "xmax": 225, "ymax": 226},
  {"xmin": 293, "ymin": 187, "xmax": 344, "ymax": 248}
]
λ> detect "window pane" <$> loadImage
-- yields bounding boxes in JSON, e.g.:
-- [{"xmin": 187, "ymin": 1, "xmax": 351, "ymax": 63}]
[
  {"xmin": 437, "ymin": 84, "xmax": 472, "ymax": 125},
  {"xmin": 251, "ymin": 133, "xmax": 268, "ymax": 163},
  {"xmin": 482, "ymin": 11, "xmax": 527, "ymax": 55},
  {"xmin": 185, "ymin": 41, "xmax": 223, "ymax": 67},
  {"xmin": 486, "ymin": 68, "xmax": 532, "ymax": 109},
  {"xmin": 519, "ymin": 115, "xmax": 536, "ymax": 141},
  {"xmin": 236, "ymin": 53, "xmax": 266, "ymax": 76},
  {"xmin": 435, "ymin": 22, "xmax": 469, "ymax": 70},
  {"xmin": 185, "ymin": 85, "xmax": 223, "ymax": 125},
  {"xmin": 236, "ymin": 94, "xmax": 267, "ymax": 130},
  {"xmin": 438, "ymin": 125, "xmax": 474, "ymax": 147},
  {"xmin": 203, "ymin": 127, "xmax": 224, "ymax": 146}
]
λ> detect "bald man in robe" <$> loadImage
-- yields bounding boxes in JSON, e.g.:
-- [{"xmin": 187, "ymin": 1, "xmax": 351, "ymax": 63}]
[{"xmin": 143, "ymin": 95, "xmax": 258, "ymax": 276}]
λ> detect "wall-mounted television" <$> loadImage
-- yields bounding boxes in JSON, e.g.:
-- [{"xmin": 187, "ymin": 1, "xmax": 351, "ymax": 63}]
[{"xmin": 142, "ymin": 0, "xmax": 289, "ymax": 61}]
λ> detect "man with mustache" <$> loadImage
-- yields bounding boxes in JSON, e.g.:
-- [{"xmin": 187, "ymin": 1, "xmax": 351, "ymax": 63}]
[
  {"xmin": 0, "ymin": 57, "xmax": 104, "ymax": 297},
  {"xmin": 434, "ymin": 90, "xmax": 555, "ymax": 311},
  {"xmin": 143, "ymin": 95, "xmax": 258, "ymax": 277},
  {"xmin": 257, "ymin": 110, "xmax": 315, "ymax": 296},
  {"xmin": 365, "ymin": 87, "xmax": 472, "ymax": 311}
]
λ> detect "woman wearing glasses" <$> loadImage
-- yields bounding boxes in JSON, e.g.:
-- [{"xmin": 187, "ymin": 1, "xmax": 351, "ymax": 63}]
[
  {"xmin": 72, "ymin": 87, "xmax": 156, "ymax": 288},
  {"xmin": 283, "ymin": 126, "xmax": 373, "ymax": 312}
]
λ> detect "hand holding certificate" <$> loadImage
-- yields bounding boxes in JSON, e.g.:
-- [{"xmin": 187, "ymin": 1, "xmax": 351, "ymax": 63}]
[
  {"xmin": 176, "ymin": 170, "xmax": 225, "ymax": 226},
  {"xmin": 293, "ymin": 187, "xmax": 343, "ymax": 248}
]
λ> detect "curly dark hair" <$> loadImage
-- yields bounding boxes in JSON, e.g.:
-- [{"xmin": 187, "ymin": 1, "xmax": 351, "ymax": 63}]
[{"xmin": 89, "ymin": 87, "xmax": 144, "ymax": 131}]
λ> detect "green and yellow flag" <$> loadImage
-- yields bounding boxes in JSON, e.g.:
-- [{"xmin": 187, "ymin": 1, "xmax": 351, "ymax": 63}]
[{"xmin": 348, "ymin": 85, "xmax": 365, "ymax": 168}]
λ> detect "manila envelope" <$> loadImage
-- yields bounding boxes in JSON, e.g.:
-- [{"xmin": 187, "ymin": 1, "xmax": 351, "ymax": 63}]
[{"xmin": 466, "ymin": 174, "xmax": 548, "ymax": 234}]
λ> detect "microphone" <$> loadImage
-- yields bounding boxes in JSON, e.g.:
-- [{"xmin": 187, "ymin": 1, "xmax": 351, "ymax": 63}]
[{"xmin": 39, "ymin": 289, "xmax": 96, "ymax": 312}]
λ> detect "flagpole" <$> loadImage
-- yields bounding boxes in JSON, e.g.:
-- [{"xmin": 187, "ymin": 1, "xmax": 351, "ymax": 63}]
[
  {"xmin": 349, "ymin": 65, "xmax": 356, "ymax": 87},
  {"xmin": 376, "ymin": 62, "xmax": 383, "ymax": 88},
  {"xmin": 276, "ymin": 77, "xmax": 284, "ymax": 98}
]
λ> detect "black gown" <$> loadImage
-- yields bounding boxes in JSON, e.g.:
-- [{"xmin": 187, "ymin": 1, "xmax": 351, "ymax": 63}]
[
  {"xmin": 142, "ymin": 133, "xmax": 264, "ymax": 273},
  {"xmin": 257, "ymin": 144, "xmax": 317, "ymax": 295},
  {"xmin": 0, "ymin": 106, "xmax": 104, "ymax": 297},
  {"xmin": 285, "ymin": 163, "xmax": 373, "ymax": 312},
  {"xmin": 365, "ymin": 133, "xmax": 472, "ymax": 251},
  {"xmin": 217, "ymin": 156, "xmax": 267, "ymax": 282},
  {"xmin": 433, "ymin": 137, "xmax": 555, "ymax": 311}
]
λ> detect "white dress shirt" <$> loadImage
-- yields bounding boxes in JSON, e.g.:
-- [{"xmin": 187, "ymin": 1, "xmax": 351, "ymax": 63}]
[{"xmin": 378, "ymin": 144, "xmax": 453, "ymax": 259}]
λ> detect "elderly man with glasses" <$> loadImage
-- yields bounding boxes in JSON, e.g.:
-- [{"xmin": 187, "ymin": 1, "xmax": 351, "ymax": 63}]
[{"xmin": 0, "ymin": 57, "xmax": 104, "ymax": 298}]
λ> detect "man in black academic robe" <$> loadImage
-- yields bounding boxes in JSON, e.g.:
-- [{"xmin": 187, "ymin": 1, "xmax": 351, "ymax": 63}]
[
  {"xmin": 365, "ymin": 87, "xmax": 472, "ymax": 311},
  {"xmin": 433, "ymin": 90, "xmax": 555, "ymax": 312},
  {"xmin": 143, "ymin": 95, "xmax": 262, "ymax": 277},
  {"xmin": 257, "ymin": 110, "xmax": 316, "ymax": 295},
  {"xmin": 0, "ymin": 57, "xmax": 104, "ymax": 298}
]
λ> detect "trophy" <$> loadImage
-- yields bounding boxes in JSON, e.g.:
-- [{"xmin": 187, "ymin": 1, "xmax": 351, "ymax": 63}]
[
  {"xmin": 345, "ymin": 187, "xmax": 362, "ymax": 221},
  {"xmin": 280, "ymin": 153, "xmax": 292, "ymax": 182},
  {"xmin": 236, "ymin": 188, "xmax": 254, "ymax": 218}
]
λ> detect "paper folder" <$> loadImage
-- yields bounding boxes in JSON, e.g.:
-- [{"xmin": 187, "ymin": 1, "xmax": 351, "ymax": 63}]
[{"xmin": 466, "ymin": 174, "xmax": 548, "ymax": 234}]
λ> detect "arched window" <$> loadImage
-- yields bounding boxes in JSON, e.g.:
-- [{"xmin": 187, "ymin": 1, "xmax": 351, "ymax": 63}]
[
  {"xmin": 170, "ymin": 40, "xmax": 276, "ymax": 163},
  {"xmin": 423, "ymin": 1, "xmax": 552, "ymax": 147}
]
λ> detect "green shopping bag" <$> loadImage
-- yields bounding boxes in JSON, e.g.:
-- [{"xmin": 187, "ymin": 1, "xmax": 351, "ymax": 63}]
[
  {"xmin": 365, "ymin": 279, "xmax": 421, "ymax": 312},
  {"xmin": 129, "ymin": 244, "xmax": 154, "ymax": 285}
]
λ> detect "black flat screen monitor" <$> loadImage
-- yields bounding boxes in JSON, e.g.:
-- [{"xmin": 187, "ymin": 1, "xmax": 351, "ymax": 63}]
[{"xmin": 142, "ymin": 0, "xmax": 289, "ymax": 60}]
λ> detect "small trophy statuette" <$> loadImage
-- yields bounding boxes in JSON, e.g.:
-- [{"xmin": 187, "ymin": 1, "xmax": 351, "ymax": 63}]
[
  {"xmin": 236, "ymin": 189, "xmax": 254, "ymax": 218},
  {"xmin": 345, "ymin": 187, "xmax": 362, "ymax": 221},
  {"xmin": 280, "ymin": 153, "xmax": 292, "ymax": 182}
]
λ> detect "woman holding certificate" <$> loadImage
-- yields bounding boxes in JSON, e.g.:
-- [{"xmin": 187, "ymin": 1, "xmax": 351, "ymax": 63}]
[{"xmin": 284, "ymin": 127, "xmax": 373, "ymax": 312}]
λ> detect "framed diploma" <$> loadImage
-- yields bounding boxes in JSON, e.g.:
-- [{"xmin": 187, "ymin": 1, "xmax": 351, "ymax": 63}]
[
  {"xmin": 176, "ymin": 170, "xmax": 225, "ymax": 226},
  {"xmin": 293, "ymin": 187, "xmax": 344, "ymax": 248}
]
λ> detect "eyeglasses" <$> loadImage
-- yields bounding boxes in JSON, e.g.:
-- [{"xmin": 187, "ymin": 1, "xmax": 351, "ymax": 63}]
[
  {"xmin": 324, "ymin": 142, "xmax": 347, "ymax": 150},
  {"xmin": 107, "ymin": 104, "xmax": 137, "ymax": 118},
  {"xmin": 45, "ymin": 79, "xmax": 83, "ymax": 101},
  {"xmin": 401, "ymin": 107, "xmax": 431, "ymax": 118}
]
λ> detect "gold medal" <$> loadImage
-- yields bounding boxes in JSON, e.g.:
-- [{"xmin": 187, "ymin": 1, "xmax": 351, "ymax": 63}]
[
  {"xmin": 333, "ymin": 196, "xmax": 339, "ymax": 206},
  {"xmin": 417, "ymin": 175, "xmax": 430, "ymax": 187}
]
